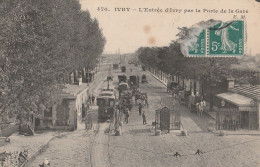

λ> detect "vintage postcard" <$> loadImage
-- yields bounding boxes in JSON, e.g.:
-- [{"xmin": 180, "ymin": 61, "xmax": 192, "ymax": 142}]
[{"xmin": 0, "ymin": 0, "xmax": 260, "ymax": 167}]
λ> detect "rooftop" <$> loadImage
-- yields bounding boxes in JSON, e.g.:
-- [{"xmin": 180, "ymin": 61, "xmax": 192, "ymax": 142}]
[
  {"xmin": 232, "ymin": 85, "xmax": 260, "ymax": 100},
  {"xmin": 216, "ymin": 92, "xmax": 255, "ymax": 107},
  {"xmin": 231, "ymin": 56, "xmax": 260, "ymax": 72},
  {"xmin": 160, "ymin": 97, "xmax": 174, "ymax": 110},
  {"xmin": 62, "ymin": 83, "xmax": 89, "ymax": 97}
]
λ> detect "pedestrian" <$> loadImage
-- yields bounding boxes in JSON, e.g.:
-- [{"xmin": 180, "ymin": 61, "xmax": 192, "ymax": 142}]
[
  {"xmin": 139, "ymin": 103, "xmax": 142, "ymax": 115},
  {"xmin": 92, "ymin": 95, "xmax": 95, "ymax": 104},
  {"xmin": 144, "ymin": 96, "xmax": 149, "ymax": 108},
  {"xmin": 89, "ymin": 95, "xmax": 92, "ymax": 104},
  {"xmin": 82, "ymin": 104, "xmax": 86, "ymax": 119},
  {"xmin": 125, "ymin": 108, "xmax": 129, "ymax": 123},
  {"xmin": 87, "ymin": 100, "xmax": 90, "ymax": 110},
  {"xmin": 188, "ymin": 92, "xmax": 195, "ymax": 112},
  {"xmin": 142, "ymin": 111, "xmax": 146, "ymax": 125}
]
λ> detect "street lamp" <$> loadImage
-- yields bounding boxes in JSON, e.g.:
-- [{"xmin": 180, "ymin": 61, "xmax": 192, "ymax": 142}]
[{"xmin": 87, "ymin": 67, "xmax": 89, "ymax": 87}]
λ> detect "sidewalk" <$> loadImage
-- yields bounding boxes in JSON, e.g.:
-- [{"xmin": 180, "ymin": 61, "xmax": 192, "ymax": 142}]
[
  {"xmin": 146, "ymin": 69, "xmax": 260, "ymax": 136},
  {"xmin": 0, "ymin": 132, "xmax": 56, "ymax": 163},
  {"xmin": 146, "ymin": 70, "xmax": 167, "ymax": 87}
]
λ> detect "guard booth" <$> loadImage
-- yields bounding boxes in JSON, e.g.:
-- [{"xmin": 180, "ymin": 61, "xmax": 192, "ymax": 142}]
[{"xmin": 155, "ymin": 97, "xmax": 181, "ymax": 132}]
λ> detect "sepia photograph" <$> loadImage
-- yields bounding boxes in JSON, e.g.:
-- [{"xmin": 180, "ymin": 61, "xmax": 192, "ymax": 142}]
[{"xmin": 0, "ymin": 0, "xmax": 260, "ymax": 166}]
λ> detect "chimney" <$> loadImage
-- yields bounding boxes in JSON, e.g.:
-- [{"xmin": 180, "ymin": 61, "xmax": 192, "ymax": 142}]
[{"xmin": 227, "ymin": 77, "xmax": 235, "ymax": 91}]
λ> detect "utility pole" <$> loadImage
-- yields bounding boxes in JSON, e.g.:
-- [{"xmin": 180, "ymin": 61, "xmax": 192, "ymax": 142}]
[{"xmin": 99, "ymin": 57, "xmax": 101, "ymax": 70}]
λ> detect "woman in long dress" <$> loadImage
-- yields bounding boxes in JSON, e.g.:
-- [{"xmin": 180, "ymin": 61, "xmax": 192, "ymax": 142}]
[{"xmin": 215, "ymin": 22, "xmax": 239, "ymax": 53}]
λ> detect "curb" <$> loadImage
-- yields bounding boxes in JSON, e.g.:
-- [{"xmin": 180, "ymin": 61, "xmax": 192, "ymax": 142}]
[
  {"xmin": 209, "ymin": 130, "xmax": 260, "ymax": 136},
  {"xmin": 25, "ymin": 135, "xmax": 56, "ymax": 166},
  {"xmin": 25, "ymin": 131, "xmax": 73, "ymax": 166}
]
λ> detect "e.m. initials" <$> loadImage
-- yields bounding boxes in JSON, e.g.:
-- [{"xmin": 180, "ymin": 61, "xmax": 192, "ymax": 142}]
[{"xmin": 233, "ymin": 15, "xmax": 246, "ymax": 20}]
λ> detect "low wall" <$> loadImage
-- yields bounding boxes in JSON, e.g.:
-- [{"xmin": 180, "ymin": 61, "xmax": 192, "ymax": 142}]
[{"xmin": 0, "ymin": 123, "xmax": 19, "ymax": 137}]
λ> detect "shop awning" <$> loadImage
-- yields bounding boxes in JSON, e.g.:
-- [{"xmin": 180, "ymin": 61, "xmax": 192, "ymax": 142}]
[{"xmin": 216, "ymin": 92, "xmax": 256, "ymax": 111}]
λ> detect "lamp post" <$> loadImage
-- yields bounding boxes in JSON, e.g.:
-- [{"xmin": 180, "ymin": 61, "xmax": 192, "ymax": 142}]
[
  {"xmin": 87, "ymin": 67, "xmax": 89, "ymax": 87},
  {"xmin": 218, "ymin": 99, "xmax": 225, "ymax": 130}
]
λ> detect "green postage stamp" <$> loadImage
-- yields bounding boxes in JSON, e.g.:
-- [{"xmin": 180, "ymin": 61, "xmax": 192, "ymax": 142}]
[{"xmin": 186, "ymin": 20, "xmax": 245, "ymax": 57}]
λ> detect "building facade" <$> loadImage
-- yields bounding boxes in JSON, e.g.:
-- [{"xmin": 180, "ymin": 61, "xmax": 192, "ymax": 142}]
[
  {"xmin": 215, "ymin": 80, "xmax": 260, "ymax": 130},
  {"xmin": 34, "ymin": 83, "xmax": 90, "ymax": 131}
]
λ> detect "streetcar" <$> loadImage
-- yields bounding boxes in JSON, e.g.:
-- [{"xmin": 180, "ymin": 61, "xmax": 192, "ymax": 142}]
[{"xmin": 97, "ymin": 94, "xmax": 116, "ymax": 121}]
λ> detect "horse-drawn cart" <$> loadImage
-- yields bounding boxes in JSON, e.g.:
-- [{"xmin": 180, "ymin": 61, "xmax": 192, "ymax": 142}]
[
  {"xmin": 189, "ymin": 104, "xmax": 197, "ymax": 113},
  {"xmin": 120, "ymin": 91, "xmax": 134, "ymax": 111},
  {"xmin": 134, "ymin": 92, "xmax": 148, "ymax": 106},
  {"xmin": 167, "ymin": 81, "xmax": 178, "ymax": 93},
  {"xmin": 178, "ymin": 90, "xmax": 186, "ymax": 105},
  {"xmin": 178, "ymin": 90, "xmax": 191, "ymax": 106}
]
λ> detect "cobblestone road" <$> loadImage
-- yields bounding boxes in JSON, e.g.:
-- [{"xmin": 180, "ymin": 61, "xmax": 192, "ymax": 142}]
[{"xmin": 27, "ymin": 129, "xmax": 94, "ymax": 167}]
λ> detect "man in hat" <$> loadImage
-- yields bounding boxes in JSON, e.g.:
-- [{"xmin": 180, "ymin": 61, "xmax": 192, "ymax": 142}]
[{"xmin": 125, "ymin": 108, "xmax": 129, "ymax": 123}]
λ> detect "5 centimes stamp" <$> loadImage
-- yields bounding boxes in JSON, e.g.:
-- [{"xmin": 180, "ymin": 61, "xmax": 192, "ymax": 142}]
[
  {"xmin": 209, "ymin": 20, "xmax": 244, "ymax": 56},
  {"xmin": 181, "ymin": 20, "xmax": 245, "ymax": 57},
  {"xmin": 188, "ymin": 30, "xmax": 206, "ymax": 56}
]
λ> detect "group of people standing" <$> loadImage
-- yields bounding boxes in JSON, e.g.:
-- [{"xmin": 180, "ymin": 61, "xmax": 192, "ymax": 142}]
[{"xmin": 119, "ymin": 99, "xmax": 147, "ymax": 125}]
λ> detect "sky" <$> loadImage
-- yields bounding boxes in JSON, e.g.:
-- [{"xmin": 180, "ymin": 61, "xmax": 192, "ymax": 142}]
[{"xmin": 79, "ymin": 0, "xmax": 260, "ymax": 55}]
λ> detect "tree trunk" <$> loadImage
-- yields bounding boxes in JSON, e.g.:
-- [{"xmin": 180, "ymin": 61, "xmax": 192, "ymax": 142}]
[{"xmin": 209, "ymin": 85, "xmax": 213, "ymax": 111}]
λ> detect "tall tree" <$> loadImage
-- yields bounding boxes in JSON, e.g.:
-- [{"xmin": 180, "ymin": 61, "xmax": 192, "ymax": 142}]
[{"xmin": 0, "ymin": 0, "xmax": 106, "ymax": 124}]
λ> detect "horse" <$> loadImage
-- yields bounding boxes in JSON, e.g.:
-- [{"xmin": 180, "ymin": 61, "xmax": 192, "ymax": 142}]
[
  {"xmin": 196, "ymin": 103, "xmax": 201, "ymax": 116},
  {"xmin": 200, "ymin": 100, "xmax": 206, "ymax": 114},
  {"xmin": 196, "ymin": 101, "xmax": 206, "ymax": 117}
]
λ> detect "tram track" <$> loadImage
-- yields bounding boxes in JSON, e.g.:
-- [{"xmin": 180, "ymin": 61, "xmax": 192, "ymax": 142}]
[
  {"xmin": 89, "ymin": 62, "xmax": 114, "ymax": 167},
  {"xmin": 89, "ymin": 119, "xmax": 114, "ymax": 167},
  {"xmin": 89, "ymin": 123, "xmax": 100, "ymax": 167},
  {"xmin": 107, "ymin": 120, "xmax": 113, "ymax": 167}
]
